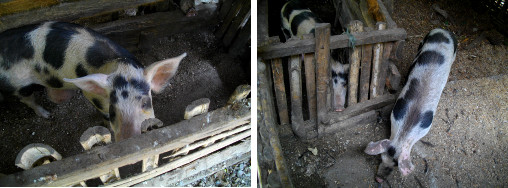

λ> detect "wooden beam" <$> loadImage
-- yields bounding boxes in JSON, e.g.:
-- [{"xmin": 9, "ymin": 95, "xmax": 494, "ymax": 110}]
[
  {"xmin": 0, "ymin": 0, "xmax": 59, "ymax": 17},
  {"xmin": 271, "ymin": 58, "xmax": 290, "ymax": 125},
  {"xmin": 289, "ymin": 54, "xmax": 307, "ymax": 138},
  {"xmin": 229, "ymin": 18, "xmax": 251, "ymax": 56},
  {"xmin": 347, "ymin": 20, "xmax": 364, "ymax": 106},
  {"xmin": 222, "ymin": 0, "xmax": 250, "ymax": 47},
  {"xmin": 133, "ymin": 140, "xmax": 250, "ymax": 186},
  {"xmin": 0, "ymin": 101, "xmax": 250, "ymax": 186},
  {"xmin": 215, "ymin": 0, "xmax": 247, "ymax": 39},
  {"xmin": 359, "ymin": 44, "xmax": 373, "ymax": 102},
  {"xmin": 318, "ymin": 110, "xmax": 377, "ymax": 136},
  {"xmin": 377, "ymin": 0, "xmax": 397, "ymax": 28},
  {"xmin": 257, "ymin": 0, "xmax": 269, "ymax": 43},
  {"xmin": 315, "ymin": 23, "xmax": 331, "ymax": 130},
  {"xmin": 321, "ymin": 94, "xmax": 395, "ymax": 125},
  {"xmin": 108, "ymin": 130, "xmax": 251, "ymax": 187},
  {"xmin": 304, "ymin": 53, "xmax": 317, "ymax": 120},
  {"xmin": 370, "ymin": 22, "xmax": 386, "ymax": 99},
  {"xmin": 0, "ymin": 0, "xmax": 164, "ymax": 32},
  {"xmin": 258, "ymin": 27, "xmax": 406, "ymax": 59}
]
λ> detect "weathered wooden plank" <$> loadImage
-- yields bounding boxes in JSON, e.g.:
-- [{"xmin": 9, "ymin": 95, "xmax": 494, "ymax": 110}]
[
  {"xmin": 333, "ymin": 0, "xmax": 354, "ymax": 31},
  {"xmin": 0, "ymin": 0, "xmax": 164, "ymax": 32},
  {"xmin": 321, "ymin": 94, "xmax": 395, "ymax": 125},
  {"xmin": 315, "ymin": 23, "xmax": 331, "ymax": 129},
  {"xmin": 289, "ymin": 55, "xmax": 306, "ymax": 138},
  {"xmin": 304, "ymin": 53, "xmax": 317, "ymax": 120},
  {"xmin": 258, "ymin": 27, "xmax": 406, "ymax": 59},
  {"xmin": 108, "ymin": 130, "xmax": 251, "ymax": 187},
  {"xmin": 0, "ymin": 101, "xmax": 250, "ymax": 186},
  {"xmin": 271, "ymin": 58, "xmax": 290, "ymax": 125},
  {"xmin": 133, "ymin": 140, "xmax": 250, "ymax": 187},
  {"xmin": 386, "ymin": 61, "xmax": 401, "ymax": 92},
  {"xmin": 0, "ymin": 0, "xmax": 59, "ymax": 16},
  {"xmin": 359, "ymin": 44, "xmax": 373, "ymax": 102},
  {"xmin": 257, "ymin": 0, "xmax": 269, "ymax": 43},
  {"xmin": 215, "ymin": 0, "xmax": 247, "ymax": 39},
  {"xmin": 318, "ymin": 110, "xmax": 377, "ymax": 135},
  {"xmin": 257, "ymin": 59, "xmax": 293, "ymax": 188},
  {"xmin": 347, "ymin": 20, "xmax": 364, "ymax": 106},
  {"xmin": 229, "ymin": 18, "xmax": 251, "ymax": 56},
  {"xmin": 222, "ymin": 0, "xmax": 250, "ymax": 47},
  {"xmin": 218, "ymin": 0, "xmax": 234, "ymax": 20},
  {"xmin": 370, "ymin": 22, "xmax": 386, "ymax": 99},
  {"xmin": 375, "ymin": 41, "xmax": 393, "ymax": 96}
]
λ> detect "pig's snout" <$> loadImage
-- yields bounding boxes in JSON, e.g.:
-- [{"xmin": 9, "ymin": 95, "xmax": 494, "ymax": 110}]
[
  {"xmin": 334, "ymin": 106, "xmax": 345, "ymax": 112},
  {"xmin": 375, "ymin": 176, "xmax": 384, "ymax": 183}
]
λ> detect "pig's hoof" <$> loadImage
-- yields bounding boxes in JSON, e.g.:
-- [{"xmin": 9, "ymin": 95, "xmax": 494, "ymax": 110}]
[
  {"xmin": 35, "ymin": 107, "xmax": 51, "ymax": 118},
  {"xmin": 80, "ymin": 126, "xmax": 112, "ymax": 150},
  {"xmin": 141, "ymin": 118, "xmax": 164, "ymax": 133},
  {"xmin": 15, "ymin": 143, "xmax": 62, "ymax": 170}
]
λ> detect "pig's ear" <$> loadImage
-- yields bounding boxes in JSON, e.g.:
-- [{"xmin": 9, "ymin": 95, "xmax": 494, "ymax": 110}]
[
  {"xmin": 63, "ymin": 74, "xmax": 110, "ymax": 97},
  {"xmin": 398, "ymin": 149, "xmax": 414, "ymax": 176},
  {"xmin": 144, "ymin": 53, "xmax": 186, "ymax": 93},
  {"xmin": 364, "ymin": 139, "xmax": 391, "ymax": 155}
]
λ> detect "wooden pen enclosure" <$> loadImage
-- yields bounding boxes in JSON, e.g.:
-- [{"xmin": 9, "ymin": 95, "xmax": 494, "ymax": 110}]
[
  {"xmin": 0, "ymin": 0, "xmax": 251, "ymax": 186},
  {"xmin": 257, "ymin": 0, "xmax": 406, "ymax": 186}
]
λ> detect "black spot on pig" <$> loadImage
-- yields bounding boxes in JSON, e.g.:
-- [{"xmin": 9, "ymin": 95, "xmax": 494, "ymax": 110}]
[
  {"xmin": 92, "ymin": 98, "xmax": 103, "ymax": 110},
  {"xmin": 110, "ymin": 90, "xmax": 118, "ymax": 104},
  {"xmin": 121, "ymin": 90, "xmax": 129, "ymax": 99},
  {"xmin": 43, "ymin": 67, "xmax": 49, "ymax": 74},
  {"xmin": 0, "ymin": 75, "xmax": 16, "ymax": 94},
  {"xmin": 420, "ymin": 111, "xmax": 434, "ymax": 128},
  {"xmin": 129, "ymin": 79, "xmax": 150, "ymax": 95},
  {"xmin": 393, "ymin": 98, "xmax": 407, "ymax": 121},
  {"xmin": 383, "ymin": 167, "xmax": 393, "ymax": 174},
  {"xmin": 44, "ymin": 23, "xmax": 77, "ymax": 69},
  {"xmin": 309, "ymin": 28, "xmax": 315, "ymax": 34},
  {"xmin": 404, "ymin": 79, "xmax": 419, "ymax": 100},
  {"xmin": 34, "ymin": 64, "xmax": 41, "ymax": 73},
  {"xmin": 387, "ymin": 146, "xmax": 396, "ymax": 157},
  {"xmin": 425, "ymin": 32, "xmax": 450, "ymax": 44},
  {"xmin": 109, "ymin": 104, "xmax": 116, "ymax": 123},
  {"xmin": 18, "ymin": 84, "xmax": 44, "ymax": 97},
  {"xmin": 333, "ymin": 78, "xmax": 338, "ymax": 84},
  {"xmin": 417, "ymin": 51, "xmax": 445, "ymax": 66},
  {"xmin": 448, "ymin": 31, "xmax": 458, "ymax": 53},
  {"xmin": 291, "ymin": 12, "xmax": 317, "ymax": 36},
  {"xmin": 86, "ymin": 40, "xmax": 141, "ymax": 69},
  {"xmin": 46, "ymin": 76, "xmax": 63, "ymax": 88},
  {"xmin": 392, "ymin": 159, "xmax": 398, "ymax": 166},
  {"xmin": 0, "ymin": 23, "xmax": 38, "ymax": 70},
  {"xmin": 113, "ymin": 76, "xmax": 128, "ymax": 89},
  {"xmin": 331, "ymin": 70, "xmax": 337, "ymax": 78},
  {"xmin": 282, "ymin": 1, "xmax": 303, "ymax": 20},
  {"xmin": 135, "ymin": 96, "xmax": 142, "ymax": 101},
  {"xmin": 338, "ymin": 72, "xmax": 348, "ymax": 81},
  {"xmin": 75, "ymin": 64, "xmax": 88, "ymax": 77}
]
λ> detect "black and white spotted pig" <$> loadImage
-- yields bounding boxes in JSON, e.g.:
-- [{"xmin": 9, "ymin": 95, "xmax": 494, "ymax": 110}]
[
  {"xmin": 281, "ymin": 0, "xmax": 349, "ymax": 111},
  {"xmin": 364, "ymin": 28, "xmax": 457, "ymax": 182},
  {"xmin": 0, "ymin": 21, "xmax": 186, "ymax": 141}
]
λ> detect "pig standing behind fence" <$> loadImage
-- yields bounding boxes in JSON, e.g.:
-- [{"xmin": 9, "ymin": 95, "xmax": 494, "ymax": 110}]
[
  {"xmin": 280, "ymin": 0, "xmax": 349, "ymax": 112},
  {"xmin": 364, "ymin": 28, "xmax": 457, "ymax": 182},
  {"xmin": 0, "ymin": 21, "xmax": 186, "ymax": 141}
]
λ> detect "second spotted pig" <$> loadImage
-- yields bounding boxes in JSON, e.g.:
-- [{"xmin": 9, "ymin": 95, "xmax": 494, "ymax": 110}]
[
  {"xmin": 0, "ymin": 21, "xmax": 186, "ymax": 141},
  {"xmin": 364, "ymin": 28, "xmax": 457, "ymax": 182},
  {"xmin": 281, "ymin": 0, "xmax": 349, "ymax": 112}
]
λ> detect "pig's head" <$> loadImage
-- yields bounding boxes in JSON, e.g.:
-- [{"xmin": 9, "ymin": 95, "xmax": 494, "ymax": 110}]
[
  {"xmin": 364, "ymin": 139, "xmax": 414, "ymax": 183},
  {"xmin": 64, "ymin": 53, "xmax": 186, "ymax": 141},
  {"xmin": 330, "ymin": 61, "xmax": 349, "ymax": 111}
]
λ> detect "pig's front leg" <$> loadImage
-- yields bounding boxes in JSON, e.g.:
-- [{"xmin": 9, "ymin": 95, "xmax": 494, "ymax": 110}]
[{"xmin": 20, "ymin": 95, "xmax": 50, "ymax": 118}]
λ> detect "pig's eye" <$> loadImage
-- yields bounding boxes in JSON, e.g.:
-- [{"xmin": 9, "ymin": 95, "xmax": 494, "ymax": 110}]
[{"xmin": 141, "ymin": 97, "xmax": 152, "ymax": 109}]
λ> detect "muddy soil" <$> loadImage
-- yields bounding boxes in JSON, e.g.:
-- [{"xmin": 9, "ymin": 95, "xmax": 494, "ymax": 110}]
[
  {"xmin": 271, "ymin": 0, "xmax": 508, "ymax": 187},
  {"xmin": 0, "ymin": 28, "xmax": 249, "ymax": 180}
]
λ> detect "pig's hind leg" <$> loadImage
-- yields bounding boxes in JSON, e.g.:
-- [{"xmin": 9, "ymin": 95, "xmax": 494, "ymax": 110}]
[{"xmin": 16, "ymin": 84, "xmax": 50, "ymax": 118}]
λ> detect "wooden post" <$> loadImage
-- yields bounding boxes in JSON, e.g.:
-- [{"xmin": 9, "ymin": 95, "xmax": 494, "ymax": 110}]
[
  {"xmin": 302, "ymin": 34, "xmax": 317, "ymax": 121},
  {"xmin": 271, "ymin": 58, "xmax": 290, "ymax": 125},
  {"xmin": 359, "ymin": 43, "xmax": 373, "ymax": 102},
  {"xmin": 315, "ymin": 23, "xmax": 331, "ymax": 126},
  {"xmin": 289, "ymin": 54, "xmax": 306, "ymax": 138},
  {"xmin": 79, "ymin": 126, "xmax": 120, "ymax": 184},
  {"xmin": 370, "ymin": 22, "xmax": 386, "ymax": 99},
  {"xmin": 376, "ymin": 41, "xmax": 393, "ymax": 96},
  {"xmin": 347, "ymin": 20, "xmax": 364, "ymax": 106}
]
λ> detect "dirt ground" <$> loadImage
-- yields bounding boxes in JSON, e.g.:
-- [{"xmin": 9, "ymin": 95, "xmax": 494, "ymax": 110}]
[
  {"xmin": 0, "ymin": 27, "xmax": 250, "ymax": 184},
  {"xmin": 268, "ymin": 0, "xmax": 508, "ymax": 187}
]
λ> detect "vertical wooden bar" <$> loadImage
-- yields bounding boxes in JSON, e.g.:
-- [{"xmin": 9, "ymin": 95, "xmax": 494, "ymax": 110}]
[
  {"xmin": 376, "ymin": 41, "xmax": 393, "ymax": 96},
  {"xmin": 347, "ymin": 20, "xmax": 364, "ymax": 106},
  {"xmin": 271, "ymin": 58, "xmax": 290, "ymax": 125},
  {"xmin": 359, "ymin": 43, "xmax": 373, "ymax": 102},
  {"xmin": 258, "ymin": 59, "xmax": 294, "ymax": 188},
  {"xmin": 314, "ymin": 23, "xmax": 331, "ymax": 125},
  {"xmin": 289, "ymin": 55, "xmax": 305, "ymax": 137},
  {"xmin": 370, "ymin": 22, "xmax": 386, "ymax": 99},
  {"xmin": 303, "ymin": 53, "xmax": 317, "ymax": 120}
]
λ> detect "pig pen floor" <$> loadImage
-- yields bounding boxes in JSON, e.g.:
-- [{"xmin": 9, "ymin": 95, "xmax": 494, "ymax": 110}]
[
  {"xmin": 271, "ymin": 0, "xmax": 508, "ymax": 187},
  {"xmin": 0, "ymin": 28, "xmax": 249, "ymax": 182}
]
